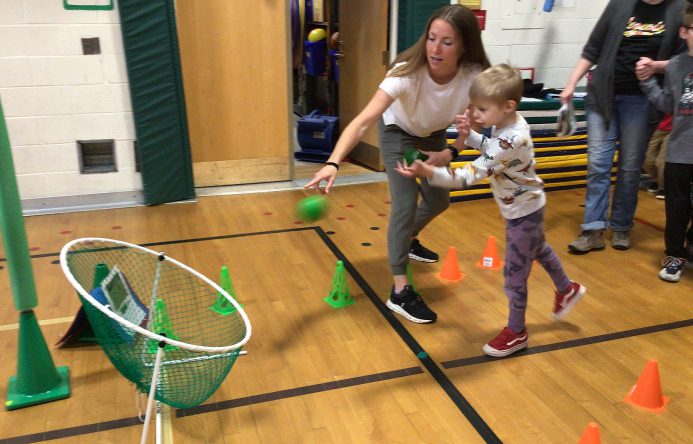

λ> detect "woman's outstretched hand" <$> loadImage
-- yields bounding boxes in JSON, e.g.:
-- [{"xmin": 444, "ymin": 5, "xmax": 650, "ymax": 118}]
[{"xmin": 304, "ymin": 165, "xmax": 338, "ymax": 194}]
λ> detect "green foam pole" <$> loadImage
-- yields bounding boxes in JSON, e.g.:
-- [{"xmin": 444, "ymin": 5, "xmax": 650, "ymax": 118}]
[
  {"xmin": 0, "ymin": 99, "xmax": 70, "ymax": 410},
  {"xmin": 0, "ymin": 101, "xmax": 37, "ymax": 312}
]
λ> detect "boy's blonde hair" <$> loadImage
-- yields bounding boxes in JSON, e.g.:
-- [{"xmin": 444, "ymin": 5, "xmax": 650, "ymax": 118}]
[{"xmin": 469, "ymin": 64, "xmax": 523, "ymax": 105}]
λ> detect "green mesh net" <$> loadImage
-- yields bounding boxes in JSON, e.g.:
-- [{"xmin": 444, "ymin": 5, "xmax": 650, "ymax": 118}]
[{"xmin": 61, "ymin": 239, "xmax": 250, "ymax": 409}]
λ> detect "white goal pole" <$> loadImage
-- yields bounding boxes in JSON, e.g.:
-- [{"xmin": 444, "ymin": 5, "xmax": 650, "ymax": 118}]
[
  {"xmin": 155, "ymin": 402, "xmax": 162, "ymax": 444},
  {"xmin": 141, "ymin": 344, "xmax": 164, "ymax": 444}
]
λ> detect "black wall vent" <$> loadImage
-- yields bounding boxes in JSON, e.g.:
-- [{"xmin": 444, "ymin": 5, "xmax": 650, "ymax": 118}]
[
  {"xmin": 81, "ymin": 37, "xmax": 101, "ymax": 55},
  {"xmin": 78, "ymin": 139, "xmax": 116, "ymax": 173},
  {"xmin": 134, "ymin": 140, "xmax": 141, "ymax": 172}
]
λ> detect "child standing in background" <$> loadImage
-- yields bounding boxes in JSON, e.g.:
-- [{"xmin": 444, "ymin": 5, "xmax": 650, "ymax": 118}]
[
  {"xmin": 637, "ymin": 2, "xmax": 693, "ymax": 282},
  {"xmin": 395, "ymin": 64, "xmax": 586, "ymax": 357},
  {"xmin": 644, "ymin": 114, "xmax": 672, "ymax": 200}
]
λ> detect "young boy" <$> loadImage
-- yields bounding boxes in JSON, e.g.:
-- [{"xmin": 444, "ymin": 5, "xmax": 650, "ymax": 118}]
[
  {"xmin": 395, "ymin": 64, "xmax": 586, "ymax": 357},
  {"xmin": 637, "ymin": 3, "xmax": 693, "ymax": 282}
]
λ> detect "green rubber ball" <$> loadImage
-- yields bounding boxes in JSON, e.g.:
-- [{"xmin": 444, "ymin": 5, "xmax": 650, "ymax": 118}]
[
  {"xmin": 403, "ymin": 148, "xmax": 428, "ymax": 166},
  {"xmin": 296, "ymin": 195, "xmax": 329, "ymax": 222}
]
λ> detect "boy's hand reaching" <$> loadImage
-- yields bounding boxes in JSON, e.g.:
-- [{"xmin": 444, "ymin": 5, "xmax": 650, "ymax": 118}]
[
  {"xmin": 635, "ymin": 57, "xmax": 655, "ymax": 81},
  {"xmin": 394, "ymin": 159, "xmax": 434, "ymax": 180},
  {"xmin": 455, "ymin": 110, "xmax": 471, "ymax": 139}
]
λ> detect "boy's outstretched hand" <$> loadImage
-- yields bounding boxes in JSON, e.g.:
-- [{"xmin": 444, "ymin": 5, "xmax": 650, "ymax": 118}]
[{"xmin": 394, "ymin": 159, "xmax": 434, "ymax": 180}]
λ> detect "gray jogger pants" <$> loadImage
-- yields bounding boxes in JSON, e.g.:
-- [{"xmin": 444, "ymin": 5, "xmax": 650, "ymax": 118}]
[{"xmin": 379, "ymin": 121, "xmax": 450, "ymax": 275}]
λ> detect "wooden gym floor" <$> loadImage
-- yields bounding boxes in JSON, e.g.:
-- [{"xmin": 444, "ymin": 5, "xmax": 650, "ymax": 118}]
[{"xmin": 0, "ymin": 182, "xmax": 691, "ymax": 443}]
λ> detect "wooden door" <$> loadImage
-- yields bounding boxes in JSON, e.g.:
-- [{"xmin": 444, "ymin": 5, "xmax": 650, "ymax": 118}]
[
  {"xmin": 175, "ymin": 1, "xmax": 292, "ymax": 187},
  {"xmin": 338, "ymin": 0, "xmax": 389, "ymax": 171}
]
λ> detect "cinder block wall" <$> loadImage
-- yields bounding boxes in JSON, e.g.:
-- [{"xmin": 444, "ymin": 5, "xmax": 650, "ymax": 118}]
[
  {"xmin": 481, "ymin": 0, "xmax": 606, "ymax": 87},
  {"xmin": 0, "ymin": 0, "xmax": 609, "ymax": 212},
  {"xmin": 0, "ymin": 0, "xmax": 139, "ymax": 211}
]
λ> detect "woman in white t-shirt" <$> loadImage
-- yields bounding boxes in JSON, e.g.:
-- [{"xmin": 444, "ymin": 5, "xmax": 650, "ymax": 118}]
[{"xmin": 305, "ymin": 4, "xmax": 490, "ymax": 324}]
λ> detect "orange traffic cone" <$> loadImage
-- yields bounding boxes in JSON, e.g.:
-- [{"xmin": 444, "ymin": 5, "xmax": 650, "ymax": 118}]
[
  {"xmin": 624, "ymin": 359, "xmax": 669, "ymax": 412},
  {"xmin": 578, "ymin": 422, "xmax": 601, "ymax": 444},
  {"xmin": 476, "ymin": 236, "xmax": 503, "ymax": 270},
  {"xmin": 438, "ymin": 246, "xmax": 464, "ymax": 282}
]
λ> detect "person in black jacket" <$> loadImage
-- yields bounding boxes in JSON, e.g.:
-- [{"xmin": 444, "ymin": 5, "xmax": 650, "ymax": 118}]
[{"xmin": 560, "ymin": 0, "xmax": 687, "ymax": 253}]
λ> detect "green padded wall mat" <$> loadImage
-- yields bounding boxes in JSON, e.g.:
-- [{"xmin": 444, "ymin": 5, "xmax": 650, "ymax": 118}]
[
  {"xmin": 118, "ymin": 0, "xmax": 194, "ymax": 205},
  {"xmin": 397, "ymin": 0, "xmax": 449, "ymax": 53}
]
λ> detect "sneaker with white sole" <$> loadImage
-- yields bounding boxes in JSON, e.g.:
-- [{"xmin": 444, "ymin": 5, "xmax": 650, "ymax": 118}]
[
  {"xmin": 409, "ymin": 239, "xmax": 439, "ymax": 263},
  {"xmin": 658, "ymin": 256, "xmax": 685, "ymax": 282},
  {"xmin": 482, "ymin": 327, "xmax": 528, "ymax": 357},
  {"xmin": 553, "ymin": 281, "xmax": 586, "ymax": 320},
  {"xmin": 386, "ymin": 285, "xmax": 437, "ymax": 323}
]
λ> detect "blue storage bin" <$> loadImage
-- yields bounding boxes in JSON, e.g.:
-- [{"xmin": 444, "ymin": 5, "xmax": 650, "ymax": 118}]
[
  {"xmin": 305, "ymin": 0, "xmax": 313, "ymax": 22},
  {"xmin": 304, "ymin": 40, "xmax": 326, "ymax": 76},
  {"xmin": 297, "ymin": 110, "xmax": 339, "ymax": 152}
]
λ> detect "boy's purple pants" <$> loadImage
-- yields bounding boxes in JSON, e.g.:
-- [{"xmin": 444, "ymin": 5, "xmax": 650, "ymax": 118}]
[{"xmin": 504, "ymin": 207, "xmax": 571, "ymax": 333}]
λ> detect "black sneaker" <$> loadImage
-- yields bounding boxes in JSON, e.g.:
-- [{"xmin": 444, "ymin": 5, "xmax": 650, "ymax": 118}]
[
  {"xmin": 409, "ymin": 239, "xmax": 438, "ymax": 263},
  {"xmin": 646, "ymin": 181, "xmax": 658, "ymax": 193},
  {"xmin": 386, "ymin": 285, "xmax": 437, "ymax": 323},
  {"xmin": 658, "ymin": 256, "xmax": 685, "ymax": 282}
]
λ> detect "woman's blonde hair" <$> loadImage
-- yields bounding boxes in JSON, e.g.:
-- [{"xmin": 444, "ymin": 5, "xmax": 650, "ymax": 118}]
[
  {"xmin": 389, "ymin": 4, "xmax": 491, "ymax": 78},
  {"xmin": 469, "ymin": 64, "xmax": 523, "ymax": 105}
]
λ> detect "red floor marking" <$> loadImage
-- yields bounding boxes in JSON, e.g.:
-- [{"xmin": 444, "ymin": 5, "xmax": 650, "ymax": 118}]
[
  {"xmin": 336, "ymin": 217, "xmax": 346, "ymax": 220},
  {"xmin": 633, "ymin": 217, "xmax": 664, "ymax": 232},
  {"xmin": 378, "ymin": 213, "xmax": 387, "ymax": 217},
  {"xmin": 346, "ymin": 204, "xmax": 355, "ymax": 208},
  {"xmin": 60, "ymin": 230, "xmax": 71, "ymax": 235},
  {"xmin": 30, "ymin": 247, "xmax": 40, "ymax": 251},
  {"xmin": 111, "ymin": 225, "xmax": 122, "ymax": 230},
  {"xmin": 263, "ymin": 212, "xmax": 273, "ymax": 216}
]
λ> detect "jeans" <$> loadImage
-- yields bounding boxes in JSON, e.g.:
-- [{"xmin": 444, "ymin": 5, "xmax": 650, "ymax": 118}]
[{"xmin": 582, "ymin": 95, "xmax": 652, "ymax": 232}]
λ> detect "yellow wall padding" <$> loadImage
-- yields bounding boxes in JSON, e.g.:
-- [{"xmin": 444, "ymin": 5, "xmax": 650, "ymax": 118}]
[
  {"xmin": 532, "ymin": 134, "xmax": 587, "ymax": 143},
  {"xmin": 445, "ymin": 138, "xmax": 621, "ymax": 201}
]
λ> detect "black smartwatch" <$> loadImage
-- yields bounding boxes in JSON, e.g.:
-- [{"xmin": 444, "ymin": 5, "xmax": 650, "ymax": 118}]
[
  {"xmin": 324, "ymin": 161, "xmax": 339, "ymax": 170},
  {"xmin": 446, "ymin": 145, "xmax": 459, "ymax": 160}
]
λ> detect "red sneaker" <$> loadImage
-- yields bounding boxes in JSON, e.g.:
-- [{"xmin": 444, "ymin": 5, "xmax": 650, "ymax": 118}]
[
  {"xmin": 553, "ymin": 281, "xmax": 586, "ymax": 320},
  {"xmin": 482, "ymin": 327, "xmax": 528, "ymax": 357}
]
